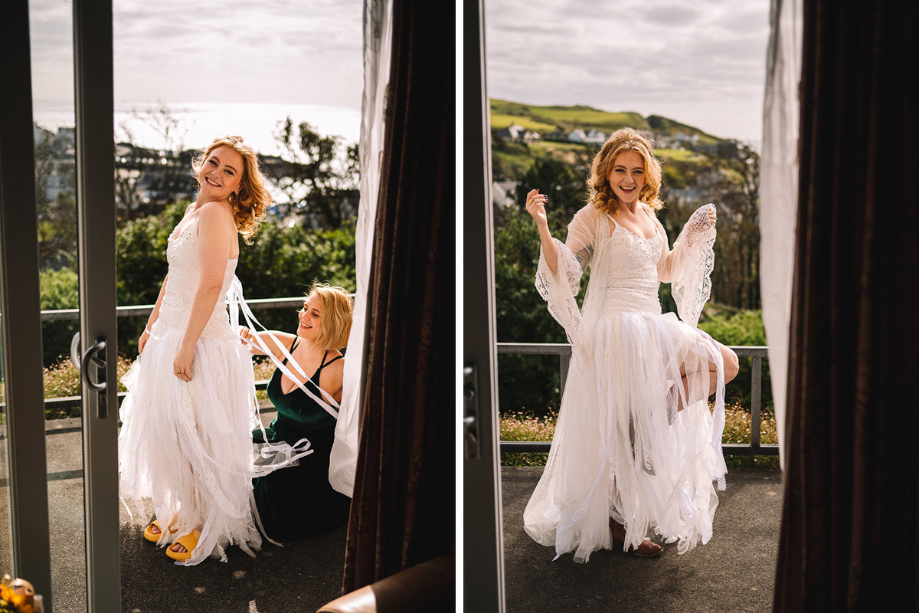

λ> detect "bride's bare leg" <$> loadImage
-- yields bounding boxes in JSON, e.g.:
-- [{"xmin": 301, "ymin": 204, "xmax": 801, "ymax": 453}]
[
  {"xmin": 610, "ymin": 476, "xmax": 662, "ymax": 556},
  {"xmin": 673, "ymin": 342, "xmax": 739, "ymax": 412}
]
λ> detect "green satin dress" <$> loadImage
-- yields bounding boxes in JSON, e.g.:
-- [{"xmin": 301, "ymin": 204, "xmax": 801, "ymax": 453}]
[{"xmin": 252, "ymin": 343, "xmax": 351, "ymax": 541}]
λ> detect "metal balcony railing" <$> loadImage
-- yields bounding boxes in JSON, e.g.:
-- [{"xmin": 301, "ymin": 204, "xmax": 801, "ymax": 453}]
[
  {"xmin": 497, "ymin": 342, "xmax": 777, "ymax": 456},
  {"xmin": 0, "ymin": 297, "xmax": 314, "ymax": 427}
]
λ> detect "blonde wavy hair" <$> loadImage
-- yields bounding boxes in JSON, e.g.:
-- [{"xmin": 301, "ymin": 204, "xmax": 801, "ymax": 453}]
[
  {"xmin": 587, "ymin": 128, "xmax": 663, "ymax": 216},
  {"xmin": 307, "ymin": 283, "xmax": 353, "ymax": 351},
  {"xmin": 192, "ymin": 135, "xmax": 270, "ymax": 243}
]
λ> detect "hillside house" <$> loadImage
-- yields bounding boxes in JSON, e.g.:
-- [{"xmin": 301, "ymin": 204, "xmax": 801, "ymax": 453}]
[
  {"xmin": 492, "ymin": 180, "xmax": 518, "ymax": 210},
  {"xmin": 493, "ymin": 123, "xmax": 540, "ymax": 143},
  {"xmin": 567, "ymin": 128, "xmax": 606, "ymax": 145},
  {"xmin": 672, "ymin": 132, "xmax": 700, "ymax": 146}
]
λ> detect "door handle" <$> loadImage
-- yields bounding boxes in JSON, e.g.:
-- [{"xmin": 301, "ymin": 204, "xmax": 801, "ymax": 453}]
[
  {"xmin": 464, "ymin": 363, "xmax": 480, "ymax": 461},
  {"xmin": 71, "ymin": 333, "xmax": 109, "ymax": 418}
]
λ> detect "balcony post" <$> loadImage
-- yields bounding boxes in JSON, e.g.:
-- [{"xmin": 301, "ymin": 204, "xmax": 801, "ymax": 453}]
[
  {"xmin": 559, "ymin": 352, "xmax": 570, "ymax": 398},
  {"xmin": 751, "ymin": 356, "xmax": 762, "ymax": 448}
]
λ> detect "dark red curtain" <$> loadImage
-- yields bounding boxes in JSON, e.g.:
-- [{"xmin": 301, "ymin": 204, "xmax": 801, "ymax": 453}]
[
  {"xmin": 342, "ymin": 0, "xmax": 455, "ymax": 596},
  {"xmin": 774, "ymin": 1, "xmax": 919, "ymax": 610}
]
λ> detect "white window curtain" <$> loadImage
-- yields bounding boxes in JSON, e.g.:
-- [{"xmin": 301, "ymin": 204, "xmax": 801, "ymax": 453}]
[
  {"xmin": 328, "ymin": 0, "xmax": 393, "ymax": 497},
  {"xmin": 759, "ymin": 0, "xmax": 802, "ymax": 469}
]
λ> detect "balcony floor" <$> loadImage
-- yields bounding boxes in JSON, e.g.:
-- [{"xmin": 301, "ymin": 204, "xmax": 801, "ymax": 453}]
[
  {"xmin": 2, "ymin": 412, "xmax": 345, "ymax": 613},
  {"xmin": 501, "ymin": 466, "xmax": 783, "ymax": 613}
]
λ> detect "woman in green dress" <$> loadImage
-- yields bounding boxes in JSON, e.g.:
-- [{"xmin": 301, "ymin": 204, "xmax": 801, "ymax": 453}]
[{"xmin": 239, "ymin": 283, "xmax": 353, "ymax": 541}]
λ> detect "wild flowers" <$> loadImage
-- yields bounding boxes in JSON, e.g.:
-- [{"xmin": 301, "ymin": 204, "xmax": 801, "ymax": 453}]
[{"xmin": 500, "ymin": 401, "xmax": 779, "ymax": 468}]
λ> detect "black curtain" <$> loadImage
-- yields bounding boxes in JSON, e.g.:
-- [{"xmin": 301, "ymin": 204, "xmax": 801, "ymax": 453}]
[
  {"xmin": 774, "ymin": 1, "xmax": 919, "ymax": 610},
  {"xmin": 342, "ymin": 0, "xmax": 455, "ymax": 596}
]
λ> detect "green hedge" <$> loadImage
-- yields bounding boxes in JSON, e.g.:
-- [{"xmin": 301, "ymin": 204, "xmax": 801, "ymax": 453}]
[
  {"xmin": 698, "ymin": 309, "xmax": 772, "ymax": 410},
  {"xmin": 38, "ymin": 203, "xmax": 356, "ymax": 365}
]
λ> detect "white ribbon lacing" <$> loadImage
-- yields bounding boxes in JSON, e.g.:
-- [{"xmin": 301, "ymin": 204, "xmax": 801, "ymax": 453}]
[{"xmin": 227, "ymin": 277, "xmax": 341, "ymax": 420}]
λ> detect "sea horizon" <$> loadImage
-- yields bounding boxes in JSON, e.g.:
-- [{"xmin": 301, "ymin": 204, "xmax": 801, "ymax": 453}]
[{"xmin": 32, "ymin": 100, "xmax": 362, "ymax": 157}]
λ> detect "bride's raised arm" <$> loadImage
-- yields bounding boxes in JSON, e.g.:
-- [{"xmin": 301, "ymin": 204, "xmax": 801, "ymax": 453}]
[
  {"xmin": 655, "ymin": 204, "xmax": 717, "ymax": 326},
  {"xmin": 535, "ymin": 205, "xmax": 595, "ymax": 301},
  {"xmin": 526, "ymin": 199, "xmax": 597, "ymax": 345}
]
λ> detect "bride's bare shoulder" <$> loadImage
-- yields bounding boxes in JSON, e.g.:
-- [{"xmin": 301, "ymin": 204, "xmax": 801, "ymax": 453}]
[
  {"xmin": 197, "ymin": 201, "xmax": 234, "ymax": 221},
  {"xmin": 195, "ymin": 201, "xmax": 236, "ymax": 235}
]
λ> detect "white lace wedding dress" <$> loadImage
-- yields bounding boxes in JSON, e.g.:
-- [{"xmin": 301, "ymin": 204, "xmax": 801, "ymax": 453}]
[
  {"xmin": 524, "ymin": 203, "xmax": 727, "ymax": 562},
  {"xmin": 118, "ymin": 216, "xmax": 309, "ymax": 565}
]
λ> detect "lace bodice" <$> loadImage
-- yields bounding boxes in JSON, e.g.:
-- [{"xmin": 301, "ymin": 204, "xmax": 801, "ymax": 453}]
[
  {"xmin": 593, "ymin": 224, "xmax": 665, "ymax": 319},
  {"xmin": 157, "ymin": 218, "xmax": 238, "ymax": 341}
]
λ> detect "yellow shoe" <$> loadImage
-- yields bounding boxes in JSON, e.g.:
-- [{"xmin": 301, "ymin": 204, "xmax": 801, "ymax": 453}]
[
  {"xmin": 165, "ymin": 529, "xmax": 201, "ymax": 562},
  {"xmin": 143, "ymin": 520, "xmax": 176, "ymax": 543}
]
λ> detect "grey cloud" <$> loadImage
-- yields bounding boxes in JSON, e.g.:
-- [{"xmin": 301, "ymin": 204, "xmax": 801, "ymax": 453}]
[
  {"xmin": 643, "ymin": 6, "xmax": 705, "ymax": 27},
  {"xmin": 485, "ymin": 0, "xmax": 770, "ymax": 140},
  {"xmin": 716, "ymin": 6, "xmax": 771, "ymax": 33}
]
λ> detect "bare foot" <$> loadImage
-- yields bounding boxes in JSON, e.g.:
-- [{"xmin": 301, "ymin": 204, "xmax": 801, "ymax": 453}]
[
  {"xmin": 169, "ymin": 527, "xmax": 201, "ymax": 555},
  {"xmin": 148, "ymin": 522, "xmax": 161, "ymax": 535},
  {"xmin": 610, "ymin": 518, "xmax": 663, "ymax": 557}
]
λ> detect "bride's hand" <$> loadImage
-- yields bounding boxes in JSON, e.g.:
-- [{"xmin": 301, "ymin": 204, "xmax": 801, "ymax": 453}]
[
  {"xmin": 239, "ymin": 327, "xmax": 253, "ymax": 346},
  {"xmin": 706, "ymin": 205, "xmax": 717, "ymax": 228},
  {"xmin": 138, "ymin": 329, "xmax": 151, "ymax": 354},
  {"xmin": 174, "ymin": 345, "xmax": 195, "ymax": 382},
  {"xmin": 525, "ymin": 189, "xmax": 548, "ymax": 227}
]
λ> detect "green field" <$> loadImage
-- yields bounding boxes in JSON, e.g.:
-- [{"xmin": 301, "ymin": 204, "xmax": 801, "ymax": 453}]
[
  {"xmin": 490, "ymin": 114, "xmax": 558, "ymax": 133},
  {"xmin": 531, "ymin": 107, "xmax": 647, "ymax": 131},
  {"xmin": 656, "ymin": 148, "xmax": 704, "ymax": 162}
]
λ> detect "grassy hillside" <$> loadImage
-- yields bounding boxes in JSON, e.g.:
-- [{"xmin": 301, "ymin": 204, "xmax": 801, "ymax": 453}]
[
  {"xmin": 490, "ymin": 99, "xmax": 720, "ymax": 143},
  {"xmin": 491, "ymin": 114, "xmax": 558, "ymax": 133}
]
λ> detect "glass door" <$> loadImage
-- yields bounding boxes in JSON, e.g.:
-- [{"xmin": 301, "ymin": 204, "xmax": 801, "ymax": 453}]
[
  {"xmin": 0, "ymin": 1, "xmax": 56, "ymax": 609},
  {"xmin": 72, "ymin": 0, "xmax": 120, "ymax": 611},
  {"xmin": 463, "ymin": 0, "xmax": 506, "ymax": 610},
  {"xmin": 0, "ymin": 1, "xmax": 120, "ymax": 611}
]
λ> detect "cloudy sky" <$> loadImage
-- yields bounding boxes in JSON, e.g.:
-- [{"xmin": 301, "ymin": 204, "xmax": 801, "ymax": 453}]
[
  {"xmin": 27, "ymin": 0, "xmax": 363, "ymax": 148},
  {"xmin": 484, "ymin": 0, "xmax": 771, "ymax": 143}
]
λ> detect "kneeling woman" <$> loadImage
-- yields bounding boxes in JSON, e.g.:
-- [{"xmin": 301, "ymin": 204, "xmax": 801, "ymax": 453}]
[{"xmin": 240, "ymin": 283, "xmax": 353, "ymax": 541}]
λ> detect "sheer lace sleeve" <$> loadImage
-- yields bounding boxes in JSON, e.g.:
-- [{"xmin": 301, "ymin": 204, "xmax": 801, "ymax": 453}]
[
  {"xmin": 656, "ymin": 204, "xmax": 717, "ymax": 327},
  {"xmin": 535, "ymin": 206, "xmax": 595, "ymax": 341}
]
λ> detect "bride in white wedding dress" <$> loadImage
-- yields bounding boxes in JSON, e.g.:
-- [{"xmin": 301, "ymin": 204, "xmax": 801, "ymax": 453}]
[
  {"xmin": 118, "ymin": 136, "xmax": 309, "ymax": 565},
  {"xmin": 523, "ymin": 128, "xmax": 739, "ymax": 561}
]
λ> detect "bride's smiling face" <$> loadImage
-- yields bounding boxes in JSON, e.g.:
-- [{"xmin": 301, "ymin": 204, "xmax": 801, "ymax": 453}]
[
  {"xmin": 197, "ymin": 146, "xmax": 244, "ymax": 202},
  {"xmin": 607, "ymin": 150, "xmax": 645, "ymax": 206},
  {"xmin": 297, "ymin": 294, "xmax": 323, "ymax": 341}
]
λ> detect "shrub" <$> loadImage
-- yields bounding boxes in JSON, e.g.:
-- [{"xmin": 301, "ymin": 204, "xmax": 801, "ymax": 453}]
[
  {"xmin": 499, "ymin": 401, "xmax": 778, "ymax": 468},
  {"xmin": 698, "ymin": 309, "xmax": 772, "ymax": 410},
  {"xmin": 41, "ymin": 355, "xmax": 134, "ymax": 420},
  {"xmin": 38, "ymin": 203, "xmax": 357, "ymax": 365},
  {"xmin": 38, "ymin": 268, "xmax": 81, "ymax": 367},
  {"xmin": 500, "ymin": 410, "xmax": 556, "ymax": 467}
]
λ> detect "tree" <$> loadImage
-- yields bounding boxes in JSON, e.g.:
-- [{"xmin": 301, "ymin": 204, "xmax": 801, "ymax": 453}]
[
  {"xmin": 34, "ymin": 123, "xmax": 77, "ymax": 270},
  {"xmin": 114, "ymin": 102, "xmax": 196, "ymax": 222},
  {"xmin": 266, "ymin": 117, "xmax": 360, "ymax": 229},
  {"xmin": 493, "ymin": 206, "xmax": 584, "ymax": 416},
  {"xmin": 705, "ymin": 145, "xmax": 761, "ymax": 310},
  {"xmin": 513, "ymin": 156, "xmax": 585, "ymax": 224}
]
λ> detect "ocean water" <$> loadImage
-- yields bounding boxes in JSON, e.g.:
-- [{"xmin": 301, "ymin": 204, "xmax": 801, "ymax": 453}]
[{"xmin": 33, "ymin": 100, "xmax": 362, "ymax": 156}]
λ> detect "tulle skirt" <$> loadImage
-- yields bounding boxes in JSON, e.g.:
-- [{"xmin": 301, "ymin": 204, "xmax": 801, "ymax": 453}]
[
  {"xmin": 524, "ymin": 310, "xmax": 727, "ymax": 562},
  {"xmin": 118, "ymin": 320, "xmax": 308, "ymax": 565}
]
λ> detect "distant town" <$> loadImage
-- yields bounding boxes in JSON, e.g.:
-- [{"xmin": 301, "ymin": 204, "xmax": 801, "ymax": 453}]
[{"xmin": 33, "ymin": 123, "xmax": 356, "ymax": 229}]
